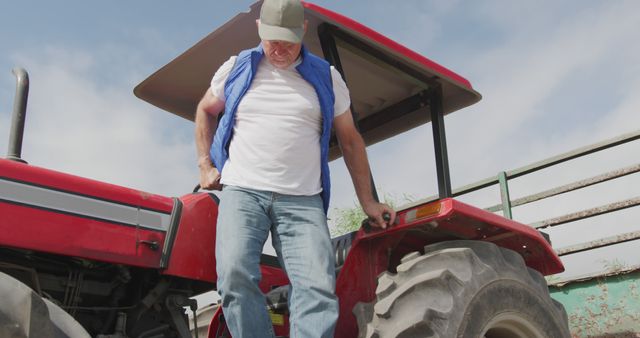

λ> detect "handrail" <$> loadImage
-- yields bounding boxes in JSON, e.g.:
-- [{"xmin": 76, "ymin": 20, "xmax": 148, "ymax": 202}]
[
  {"xmin": 400, "ymin": 130, "xmax": 640, "ymax": 212},
  {"xmin": 400, "ymin": 129, "xmax": 640, "ymax": 267},
  {"xmin": 488, "ymin": 130, "xmax": 640, "ymax": 261},
  {"xmin": 531, "ymin": 197, "xmax": 640, "ymax": 230},
  {"xmin": 556, "ymin": 230, "xmax": 640, "ymax": 256},
  {"xmin": 485, "ymin": 163, "xmax": 640, "ymax": 212},
  {"xmin": 507, "ymin": 130, "xmax": 640, "ymax": 179},
  {"xmin": 457, "ymin": 129, "xmax": 640, "ymax": 199}
]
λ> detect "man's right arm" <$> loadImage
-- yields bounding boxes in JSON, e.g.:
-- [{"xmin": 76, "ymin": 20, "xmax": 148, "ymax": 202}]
[{"xmin": 195, "ymin": 88, "xmax": 225, "ymax": 190}]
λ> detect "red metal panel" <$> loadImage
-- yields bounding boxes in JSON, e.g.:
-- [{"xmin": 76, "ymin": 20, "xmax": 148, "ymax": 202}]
[
  {"xmin": 0, "ymin": 159, "xmax": 174, "ymax": 213},
  {"xmin": 207, "ymin": 306, "xmax": 225, "ymax": 338},
  {"xmin": 302, "ymin": 1, "xmax": 474, "ymax": 90},
  {"xmin": 161, "ymin": 193, "xmax": 218, "ymax": 282},
  {"xmin": 334, "ymin": 234, "xmax": 395, "ymax": 338},
  {"xmin": 161, "ymin": 191, "xmax": 292, "ymax": 284},
  {"xmin": 0, "ymin": 201, "xmax": 164, "ymax": 267},
  {"xmin": 359, "ymin": 198, "xmax": 564, "ymax": 275},
  {"xmin": 258, "ymin": 265, "xmax": 290, "ymax": 292},
  {"xmin": 444, "ymin": 199, "xmax": 564, "ymax": 275}
]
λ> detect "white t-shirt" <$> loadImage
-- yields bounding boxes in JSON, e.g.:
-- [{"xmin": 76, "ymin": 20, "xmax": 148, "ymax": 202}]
[{"xmin": 210, "ymin": 55, "xmax": 351, "ymax": 196}]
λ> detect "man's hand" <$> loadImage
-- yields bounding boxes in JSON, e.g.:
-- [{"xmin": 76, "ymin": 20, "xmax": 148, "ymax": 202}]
[
  {"xmin": 362, "ymin": 201, "xmax": 396, "ymax": 229},
  {"xmin": 199, "ymin": 162, "xmax": 222, "ymax": 191}
]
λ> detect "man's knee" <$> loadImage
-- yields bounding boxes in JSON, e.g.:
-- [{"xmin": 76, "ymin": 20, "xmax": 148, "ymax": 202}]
[{"xmin": 217, "ymin": 252, "xmax": 262, "ymax": 290}]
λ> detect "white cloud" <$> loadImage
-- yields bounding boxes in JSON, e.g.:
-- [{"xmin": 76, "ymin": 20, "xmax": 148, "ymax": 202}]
[
  {"xmin": 599, "ymin": 75, "xmax": 640, "ymax": 137},
  {"xmin": 450, "ymin": 0, "xmax": 640, "ymax": 164},
  {"xmin": 4, "ymin": 46, "xmax": 197, "ymax": 197}
]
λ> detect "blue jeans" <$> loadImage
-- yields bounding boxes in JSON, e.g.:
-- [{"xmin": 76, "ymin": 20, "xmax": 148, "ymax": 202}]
[{"xmin": 216, "ymin": 185, "xmax": 338, "ymax": 338}]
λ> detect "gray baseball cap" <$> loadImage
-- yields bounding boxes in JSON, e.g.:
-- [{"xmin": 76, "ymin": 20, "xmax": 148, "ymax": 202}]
[{"xmin": 258, "ymin": 0, "xmax": 305, "ymax": 43}]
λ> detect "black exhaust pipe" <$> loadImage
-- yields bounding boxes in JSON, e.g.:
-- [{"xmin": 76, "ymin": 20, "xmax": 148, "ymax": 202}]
[{"xmin": 7, "ymin": 67, "xmax": 29, "ymax": 163}]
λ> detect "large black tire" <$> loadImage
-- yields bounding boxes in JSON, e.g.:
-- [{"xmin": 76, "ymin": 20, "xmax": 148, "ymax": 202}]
[
  {"xmin": 354, "ymin": 240, "xmax": 571, "ymax": 338},
  {"xmin": 0, "ymin": 272, "xmax": 90, "ymax": 338}
]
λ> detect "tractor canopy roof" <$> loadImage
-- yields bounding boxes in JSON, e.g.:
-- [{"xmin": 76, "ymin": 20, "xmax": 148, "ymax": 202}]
[{"xmin": 134, "ymin": 1, "xmax": 481, "ymax": 158}]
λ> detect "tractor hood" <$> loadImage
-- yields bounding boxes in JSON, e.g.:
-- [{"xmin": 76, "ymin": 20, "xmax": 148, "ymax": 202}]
[{"xmin": 134, "ymin": 1, "xmax": 481, "ymax": 159}]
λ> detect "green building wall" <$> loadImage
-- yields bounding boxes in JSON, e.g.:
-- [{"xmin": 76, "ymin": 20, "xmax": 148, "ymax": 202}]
[{"xmin": 550, "ymin": 270, "xmax": 640, "ymax": 337}]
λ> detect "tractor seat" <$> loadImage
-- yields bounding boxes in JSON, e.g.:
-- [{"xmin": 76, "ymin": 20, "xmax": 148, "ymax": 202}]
[{"xmin": 330, "ymin": 231, "xmax": 357, "ymax": 270}]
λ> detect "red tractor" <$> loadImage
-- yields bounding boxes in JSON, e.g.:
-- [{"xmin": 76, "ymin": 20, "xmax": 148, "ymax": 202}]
[{"xmin": 1, "ymin": 2, "xmax": 570, "ymax": 337}]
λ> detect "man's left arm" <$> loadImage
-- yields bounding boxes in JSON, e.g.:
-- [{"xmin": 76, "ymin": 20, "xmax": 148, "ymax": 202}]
[{"xmin": 334, "ymin": 110, "xmax": 396, "ymax": 229}]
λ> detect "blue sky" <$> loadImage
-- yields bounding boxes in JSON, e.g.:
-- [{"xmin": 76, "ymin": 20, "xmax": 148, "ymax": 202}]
[{"xmin": 2, "ymin": 1, "xmax": 640, "ymax": 280}]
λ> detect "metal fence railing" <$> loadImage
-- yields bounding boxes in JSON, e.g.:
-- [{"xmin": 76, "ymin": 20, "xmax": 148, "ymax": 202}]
[{"xmin": 409, "ymin": 129, "xmax": 640, "ymax": 266}]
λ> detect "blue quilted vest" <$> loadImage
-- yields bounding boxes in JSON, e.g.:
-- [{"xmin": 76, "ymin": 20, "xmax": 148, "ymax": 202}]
[{"xmin": 210, "ymin": 44, "xmax": 335, "ymax": 214}]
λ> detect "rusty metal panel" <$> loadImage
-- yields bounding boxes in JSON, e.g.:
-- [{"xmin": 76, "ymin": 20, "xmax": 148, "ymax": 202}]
[
  {"xmin": 550, "ymin": 270, "xmax": 640, "ymax": 337},
  {"xmin": 556, "ymin": 231, "xmax": 640, "ymax": 256},
  {"xmin": 531, "ymin": 197, "xmax": 640, "ymax": 229}
]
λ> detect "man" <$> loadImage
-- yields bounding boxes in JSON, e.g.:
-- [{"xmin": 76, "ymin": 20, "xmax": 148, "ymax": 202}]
[{"xmin": 194, "ymin": 0, "xmax": 395, "ymax": 336}]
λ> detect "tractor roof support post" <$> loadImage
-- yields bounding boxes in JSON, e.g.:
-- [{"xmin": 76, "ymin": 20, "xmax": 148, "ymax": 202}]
[
  {"xmin": 429, "ymin": 84, "xmax": 452, "ymax": 198},
  {"xmin": 8, "ymin": 68, "xmax": 29, "ymax": 163},
  {"xmin": 318, "ymin": 23, "xmax": 380, "ymax": 203},
  {"xmin": 317, "ymin": 23, "xmax": 455, "ymax": 200}
]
